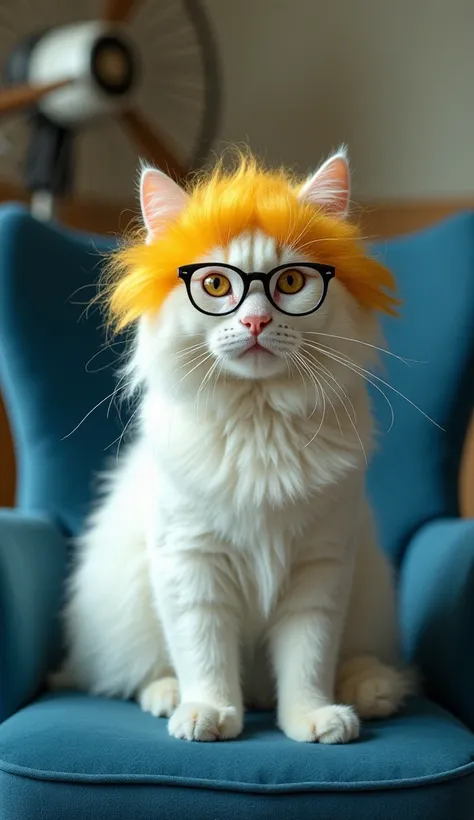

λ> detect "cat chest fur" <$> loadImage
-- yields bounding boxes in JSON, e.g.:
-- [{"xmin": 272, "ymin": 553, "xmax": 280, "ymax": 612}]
[{"xmin": 147, "ymin": 388, "xmax": 355, "ymax": 516}]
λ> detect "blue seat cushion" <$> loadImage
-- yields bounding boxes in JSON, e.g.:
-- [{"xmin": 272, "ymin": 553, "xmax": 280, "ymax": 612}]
[{"xmin": 0, "ymin": 693, "xmax": 473, "ymax": 819}]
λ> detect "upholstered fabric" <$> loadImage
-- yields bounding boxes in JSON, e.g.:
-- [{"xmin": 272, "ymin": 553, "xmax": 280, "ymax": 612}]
[
  {"xmin": 0, "ymin": 206, "xmax": 118, "ymax": 535},
  {"xmin": 1, "ymin": 693, "xmax": 474, "ymax": 820},
  {"xmin": 0, "ymin": 510, "xmax": 69, "ymax": 722},
  {"xmin": 400, "ymin": 517, "xmax": 474, "ymax": 732},
  {"xmin": 1, "ymin": 204, "xmax": 474, "ymax": 819},
  {"xmin": 368, "ymin": 214, "xmax": 474, "ymax": 563}
]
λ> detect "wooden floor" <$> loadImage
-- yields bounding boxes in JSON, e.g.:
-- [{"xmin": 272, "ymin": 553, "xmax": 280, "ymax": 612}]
[{"xmin": 1, "ymin": 186, "xmax": 473, "ymax": 513}]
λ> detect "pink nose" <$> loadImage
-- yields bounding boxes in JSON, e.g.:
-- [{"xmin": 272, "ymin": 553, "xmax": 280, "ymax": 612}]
[{"xmin": 240, "ymin": 313, "xmax": 272, "ymax": 336}]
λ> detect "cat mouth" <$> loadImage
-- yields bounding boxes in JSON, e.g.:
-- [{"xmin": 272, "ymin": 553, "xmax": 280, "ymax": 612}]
[{"xmin": 239, "ymin": 341, "xmax": 274, "ymax": 358}]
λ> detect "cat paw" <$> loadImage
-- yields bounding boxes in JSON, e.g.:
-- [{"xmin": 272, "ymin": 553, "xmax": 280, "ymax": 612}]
[
  {"xmin": 168, "ymin": 702, "xmax": 243, "ymax": 742},
  {"xmin": 279, "ymin": 703, "xmax": 360, "ymax": 744},
  {"xmin": 138, "ymin": 677, "xmax": 180, "ymax": 718},
  {"xmin": 336, "ymin": 655, "xmax": 410, "ymax": 719}
]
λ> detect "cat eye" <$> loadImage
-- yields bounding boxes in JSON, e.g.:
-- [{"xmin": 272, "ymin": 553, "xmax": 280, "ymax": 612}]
[
  {"xmin": 178, "ymin": 262, "xmax": 335, "ymax": 317},
  {"xmin": 202, "ymin": 273, "xmax": 232, "ymax": 298},
  {"xmin": 276, "ymin": 269, "xmax": 305, "ymax": 295}
]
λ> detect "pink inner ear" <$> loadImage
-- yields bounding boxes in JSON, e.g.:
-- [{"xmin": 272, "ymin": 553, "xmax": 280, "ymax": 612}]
[
  {"xmin": 140, "ymin": 168, "xmax": 188, "ymax": 239},
  {"xmin": 299, "ymin": 153, "xmax": 350, "ymax": 217}
]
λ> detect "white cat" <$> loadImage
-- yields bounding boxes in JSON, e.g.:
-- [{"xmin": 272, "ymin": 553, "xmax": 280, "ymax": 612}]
[{"xmin": 52, "ymin": 150, "xmax": 410, "ymax": 743}]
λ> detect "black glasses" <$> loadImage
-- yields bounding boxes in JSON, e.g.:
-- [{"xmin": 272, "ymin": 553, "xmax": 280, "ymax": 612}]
[{"xmin": 178, "ymin": 262, "xmax": 335, "ymax": 317}]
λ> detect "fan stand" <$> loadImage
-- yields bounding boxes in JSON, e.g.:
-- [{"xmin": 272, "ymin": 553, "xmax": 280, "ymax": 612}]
[{"xmin": 26, "ymin": 113, "xmax": 74, "ymax": 220}]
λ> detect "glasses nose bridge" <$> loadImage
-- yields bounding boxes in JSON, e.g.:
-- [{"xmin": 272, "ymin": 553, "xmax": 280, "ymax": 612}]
[
  {"xmin": 238, "ymin": 274, "xmax": 271, "ymax": 315},
  {"xmin": 247, "ymin": 273, "xmax": 267, "ymax": 296},
  {"xmin": 239, "ymin": 272, "xmax": 272, "ymax": 309}
]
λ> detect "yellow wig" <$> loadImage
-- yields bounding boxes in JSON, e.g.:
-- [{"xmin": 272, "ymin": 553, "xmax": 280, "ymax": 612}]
[{"xmin": 106, "ymin": 155, "xmax": 398, "ymax": 331}]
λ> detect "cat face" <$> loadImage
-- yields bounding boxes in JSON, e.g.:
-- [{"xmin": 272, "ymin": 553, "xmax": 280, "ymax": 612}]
[
  {"xmin": 200, "ymin": 237, "xmax": 325, "ymax": 380},
  {"xmin": 109, "ymin": 151, "xmax": 396, "ymax": 397},
  {"xmin": 133, "ymin": 232, "xmax": 375, "ymax": 401},
  {"xmin": 158, "ymin": 231, "xmax": 344, "ymax": 381}
]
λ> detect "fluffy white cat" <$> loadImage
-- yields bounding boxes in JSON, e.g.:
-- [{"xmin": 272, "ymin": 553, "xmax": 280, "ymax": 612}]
[{"xmin": 52, "ymin": 150, "xmax": 410, "ymax": 743}]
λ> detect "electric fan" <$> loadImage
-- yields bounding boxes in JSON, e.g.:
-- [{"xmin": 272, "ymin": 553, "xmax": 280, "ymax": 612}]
[{"xmin": 0, "ymin": 0, "xmax": 221, "ymax": 217}]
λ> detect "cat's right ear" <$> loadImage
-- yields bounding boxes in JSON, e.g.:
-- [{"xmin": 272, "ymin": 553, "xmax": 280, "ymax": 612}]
[{"xmin": 139, "ymin": 166, "xmax": 189, "ymax": 242}]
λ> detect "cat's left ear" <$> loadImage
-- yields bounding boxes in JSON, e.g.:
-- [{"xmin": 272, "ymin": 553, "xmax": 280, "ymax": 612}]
[
  {"xmin": 140, "ymin": 166, "xmax": 189, "ymax": 242},
  {"xmin": 298, "ymin": 148, "xmax": 350, "ymax": 218}
]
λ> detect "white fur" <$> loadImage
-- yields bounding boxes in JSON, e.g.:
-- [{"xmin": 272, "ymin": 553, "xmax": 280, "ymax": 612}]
[{"xmin": 52, "ymin": 179, "xmax": 410, "ymax": 743}]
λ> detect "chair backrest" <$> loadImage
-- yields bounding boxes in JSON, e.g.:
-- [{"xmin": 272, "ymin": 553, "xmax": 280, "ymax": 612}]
[
  {"xmin": 368, "ymin": 214, "xmax": 474, "ymax": 562},
  {"xmin": 0, "ymin": 206, "xmax": 119, "ymax": 535},
  {"xmin": 1, "ymin": 204, "xmax": 474, "ymax": 562}
]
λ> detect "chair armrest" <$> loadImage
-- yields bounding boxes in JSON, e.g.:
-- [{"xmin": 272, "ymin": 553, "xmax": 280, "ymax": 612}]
[
  {"xmin": 0, "ymin": 509, "xmax": 68, "ymax": 721},
  {"xmin": 400, "ymin": 517, "xmax": 474, "ymax": 731}
]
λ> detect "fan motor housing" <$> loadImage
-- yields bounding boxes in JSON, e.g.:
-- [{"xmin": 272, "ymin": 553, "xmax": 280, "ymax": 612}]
[
  {"xmin": 90, "ymin": 35, "xmax": 136, "ymax": 96},
  {"xmin": 3, "ymin": 22, "xmax": 139, "ymax": 198},
  {"xmin": 6, "ymin": 22, "xmax": 139, "ymax": 127}
]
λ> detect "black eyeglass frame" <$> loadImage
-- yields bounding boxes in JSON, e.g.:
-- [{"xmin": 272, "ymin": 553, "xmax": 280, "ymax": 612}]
[{"xmin": 177, "ymin": 262, "xmax": 336, "ymax": 317}]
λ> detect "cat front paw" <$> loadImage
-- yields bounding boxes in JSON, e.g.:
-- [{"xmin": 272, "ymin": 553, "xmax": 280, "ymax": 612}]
[
  {"xmin": 168, "ymin": 702, "xmax": 243, "ymax": 742},
  {"xmin": 138, "ymin": 676, "xmax": 180, "ymax": 718},
  {"xmin": 279, "ymin": 703, "xmax": 360, "ymax": 744}
]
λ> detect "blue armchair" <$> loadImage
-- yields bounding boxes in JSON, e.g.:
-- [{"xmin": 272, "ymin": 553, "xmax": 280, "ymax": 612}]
[{"xmin": 1, "ymin": 204, "xmax": 474, "ymax": 820}]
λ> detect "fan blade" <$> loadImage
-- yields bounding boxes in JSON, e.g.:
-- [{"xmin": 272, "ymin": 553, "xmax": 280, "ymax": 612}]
[
  {"xmin": 103, "ymin": 0, "xmax": 140, "ymax": 23},
  {"xmin": 0, "ymin": 79, "xmax": 72, "ymax": 116},
  {"xmin": 119, "ymin": 108, "xmax": 186, "ymax": 181}
]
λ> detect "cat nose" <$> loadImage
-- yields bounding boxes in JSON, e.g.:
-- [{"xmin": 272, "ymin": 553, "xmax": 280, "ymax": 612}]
[{"xmin": 240, "ymin": 313, "xmax": 273, "ymax": 336}]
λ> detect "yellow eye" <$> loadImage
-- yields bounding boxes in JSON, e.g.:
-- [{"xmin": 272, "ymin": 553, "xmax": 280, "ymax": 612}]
[
  {"xmin": 203, "ymin": 274, "xmax": 231, "ymax": 298},
  {"xmin": 276, "ymin": 269, "xmax": 305, "ymax": 295}
]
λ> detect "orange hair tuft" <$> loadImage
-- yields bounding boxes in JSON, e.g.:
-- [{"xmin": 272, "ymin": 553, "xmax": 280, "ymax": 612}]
[{"xmin": 104, "ymin": 153, "xmax": 398, "ymax": 331}]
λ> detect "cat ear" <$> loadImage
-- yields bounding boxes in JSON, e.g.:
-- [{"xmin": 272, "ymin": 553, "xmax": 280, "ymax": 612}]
[
  {"xmin": 139, "ymin": 166, "xmax": 189, "ymax": 241},
  {"xmin": 298, "ymin": 148, "xmax": 350, "ymax": 218}
]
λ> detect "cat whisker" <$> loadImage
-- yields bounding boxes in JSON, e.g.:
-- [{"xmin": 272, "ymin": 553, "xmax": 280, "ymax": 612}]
[
  {"xmin": 209, "ymin": 356, "xmax": 224, "ymax": 405},
  {"xmin": 302, "ymin": 348, "xmax": 357, "ymax": 423},
  {"xmin": 288, "ymin": 350, "xmax": 309, "ymax": 406},
  {"xmin": 296, "ymin": 351, "xmax": 344, "ymax": 434},
  {"xmin": 303, "ymin": 341, "xmax": 395, "ymax": 433},
  {"xmin": 285, "ymin": 209, "xmax": 324, "ymax": 255},
  {"xmin": 62, "ymin": 387, "xmax": 122, "ymax": 440},
  {"xmin": 296, "ymin": 348, "xmax": 368, "ymax": 464},
  {"xmin": 289, "ymin": 351, "xmax": 330, "ymax": 446},
  {"xmin": 85, "ymin": 343, "xmax": 126, "ymax": 374},
  {"xmin": 116, "ymin": 405, "xmax": 140, "ymax": 463},
  {"xmin": 169, "ymin": 352, "xmax": 213, "ymax": 393},
  {"xmin": 104, "ymin": 403, "xmax": 140, "ymax": 457},
  {"xmin": 173, "ymin": 342, "xmax": 209, "ymax": 360},
  {"xmin": 205, "ymin": 358, "xmax": 223, "ymax": 420},
  {"xmin": 303, "ymin": 331, "xmax": 421, "ymax": 366},
  {"xmin": 297, "ymin": 362, "xmax": 327, "ymax": 448},
  {"xmin": 305, "ymin": 340, "xmax": 443, "ymax": 432},
  {"xmin": 292, "ymin": 232, "xmax": 374, "ymax": 254},
  {"xmin": 67, "ymin": 283, "xmax": 101, "ymax": 303},
  {"xmin": 106, "ymin": 372, "xmax": 131, "ymax": 419},
  {"xmin": 291, "ymin": 350, "xmax": 321, "ymax": 418},
  {"xmin": 299, "ymin": 350, "xmax": 368, "ymax": 465},
  {"xmin": 196, "ymin": 356, "xmax": 220, "ymax": 417},
  {"xmin": 171, "ymin": 349, "xmax": 212, "ymax": 375}
]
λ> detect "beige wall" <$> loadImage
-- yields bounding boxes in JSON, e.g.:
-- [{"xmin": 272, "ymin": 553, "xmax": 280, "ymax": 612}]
[
  {"xmin": 1, "ymin": 1, "xmax": 472, "ymax": 202},
  {"xmin": 206, "ymin": 0, "xmax": 474, "ymax": 200}
]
